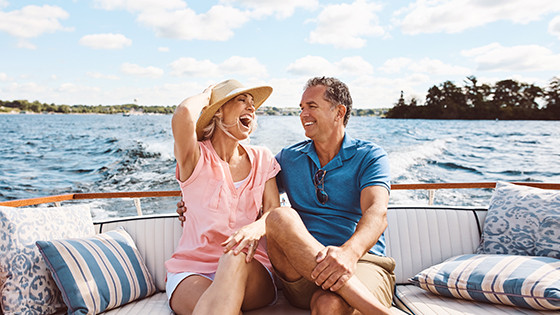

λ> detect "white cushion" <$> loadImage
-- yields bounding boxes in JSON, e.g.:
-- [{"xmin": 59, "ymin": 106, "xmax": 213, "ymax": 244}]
[
  {"xmin": 477, "ymin": 182, "xmax": 560, "ymax": 258},
  {"xmin": 0, "ymin": 205, "xmax": 94, "ymax": 315}
]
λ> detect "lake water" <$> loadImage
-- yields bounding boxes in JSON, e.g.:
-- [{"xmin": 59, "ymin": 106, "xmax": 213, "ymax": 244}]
[{"xmin": 1, "ymin": 114, "xmax": 559, "ymax": 218}]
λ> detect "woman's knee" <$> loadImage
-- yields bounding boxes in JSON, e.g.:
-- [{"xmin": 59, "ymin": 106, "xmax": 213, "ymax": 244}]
[{"xmin": 218, "ymin": 250, "xmax": 247, "ymax": 269}]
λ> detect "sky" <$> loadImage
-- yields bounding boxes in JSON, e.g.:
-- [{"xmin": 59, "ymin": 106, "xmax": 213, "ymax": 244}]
[{"xmin": 1, "ymin": 0, "xmax": 560, "ymax": 109}]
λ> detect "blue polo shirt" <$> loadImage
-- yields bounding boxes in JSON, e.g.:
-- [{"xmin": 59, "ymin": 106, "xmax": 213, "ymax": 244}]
[{"xmin": 275, "ymin": 133, "xmax": 391, "ymax": 256}]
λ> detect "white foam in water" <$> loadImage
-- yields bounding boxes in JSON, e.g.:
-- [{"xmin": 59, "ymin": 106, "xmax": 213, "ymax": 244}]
[
  {"xmin": 389, "ymin": 138, "xmax": 450, "ymax": 179},
  {"xmin": 142, "ymin": 139, "xmax": 174, "ymax": 161},
  {"xmin": 86, "ymin": 200, "xmax": 112, "ymax": 220}
]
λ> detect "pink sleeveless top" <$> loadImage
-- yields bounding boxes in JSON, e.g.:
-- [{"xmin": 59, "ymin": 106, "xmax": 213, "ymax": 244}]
[{"xmin": 165, "ymin": 140, "xmax": 280, "ymax": 273}]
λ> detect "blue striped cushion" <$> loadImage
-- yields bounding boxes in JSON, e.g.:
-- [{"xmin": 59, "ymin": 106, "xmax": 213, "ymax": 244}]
[
  {"xmin": 409, "ymin": 254, "xmax": 560, "ymax": 310},
  {"xmin": 36, "ymin": 227, "xmax": 157, "ymax": 315}
]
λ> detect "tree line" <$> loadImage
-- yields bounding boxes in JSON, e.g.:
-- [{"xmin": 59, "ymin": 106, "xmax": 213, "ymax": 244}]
[
  {"xmin": 386, "ymin": 76, "xmax": 560, "ymax": 120},
  {"xmin": 0, "ymin": 99, "xmax": 175, "ymax": 115},
  {"xmin": 1, "ymin": 100, "xmax": 387, "ymax": 117}
]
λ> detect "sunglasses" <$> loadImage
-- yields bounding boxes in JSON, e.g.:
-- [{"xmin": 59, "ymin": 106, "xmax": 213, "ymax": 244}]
[{"xmin": 313, "ymin": 169, "xmax": 328, "ymax": 204}]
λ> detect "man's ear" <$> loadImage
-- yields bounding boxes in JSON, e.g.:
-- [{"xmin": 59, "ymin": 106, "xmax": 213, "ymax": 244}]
[{"xmin": 336, "ymin": 104, "xmax": 347, "ymax": 121}]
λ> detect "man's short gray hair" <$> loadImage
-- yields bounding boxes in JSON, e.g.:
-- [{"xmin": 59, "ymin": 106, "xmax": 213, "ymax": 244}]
[{"xmin": 304, "ymin": 77, "xmax": 353, "ymax": 126}]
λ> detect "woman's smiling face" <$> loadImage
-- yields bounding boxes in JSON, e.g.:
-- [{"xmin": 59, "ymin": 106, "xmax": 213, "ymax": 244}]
[{"xmin": 221, "ymin": 93, "xmax": 256, "ymax": 139}]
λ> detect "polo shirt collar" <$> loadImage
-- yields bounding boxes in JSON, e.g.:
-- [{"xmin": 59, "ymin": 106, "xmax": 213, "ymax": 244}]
[{"xmin": 302, "ymin": 133, "xmax": 357, "ymax": 171}]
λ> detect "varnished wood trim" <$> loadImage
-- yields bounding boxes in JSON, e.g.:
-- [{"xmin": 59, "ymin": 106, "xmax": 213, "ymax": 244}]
[
  {"xmin": 1, "ymin": 183, "xmax": 559, "ymax": 207},
  {"xmin": 390, "ymin": 182, "xmax": 560, "ymax": 190}
]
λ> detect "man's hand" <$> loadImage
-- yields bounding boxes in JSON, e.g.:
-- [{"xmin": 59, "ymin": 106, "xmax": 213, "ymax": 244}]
[
  {"xmin": 311, "ymin": 246, "xmax": 360, "ymax": 292},
  {"xmin": 176, "ymin": 200, "xmax": 186, "ymax": 226}
]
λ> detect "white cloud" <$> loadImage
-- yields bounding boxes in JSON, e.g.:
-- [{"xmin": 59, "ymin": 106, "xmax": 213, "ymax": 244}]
[
  {"xmin": 120, "ymin": 63, "xmax": 164, "ymax": 78},
  {"xmin": 79, "ymin": 33, "xmax": 132, "ymax": 50},
  {"xmin": 220, "ymin": 56, "xmax": 268, "ymax": 77},
  {"xmin": 93, "ymin": 0, "xmax": 317, "ymax": 42},
  {"xmin": 396, "ymin": 0, "xmax": 560, "ymax": 35},
  {"xmin": 139, "ymin": 5, "xmax": 249, "ymax": 40},
  {"xmin": 94, "ymin": 0, "xmax": 251, "ymax": 41},
  {"xmin": 169, "ymin": 58, "xmax": 218, "ymax": 77},
  {"xmin": 307, "ymin": 0, "xmax": 384, "ymax": 49},
  {"xmin": 408, "ymin": 58, "xmax": 471, "ymax": 75},
  {"xmin": 380, "ymin": 57, "xmax": 472, "ymax": 75},
  {"xmin": 158, "ymin": 47, "xmax": 169, "ymax": 52},
  {"xmin": 350, "ymin": 74, "xmax": 431, "ymax": 108},
  {"xmin": 221, "ymin": 0, "xmax": 319, "ymax": 19},
  {"xmin": 169, "ymin": 56, "xmax": 267, "ymax": 78},
  {"xmin": 461, "ymin": 43, "xmax": 560, "ymax": 72},
  {"xmin": 549, "ymin": 15, "xmax": 560, "ymax": 39},
  {"xmin": 287, "ymin": 56, "xmax": 334, "ymax": 76},
  {"xmin": 99, "ymin": 81, "xmax": 204, "ymax": 105},
  {"xmin": 1, "ymin": 80, "xmax": 200, "ymax": 106},
  {"xmin": 378, "ymin": 57, "xmax": 413, "ymax": 74},
  {"xmin": 0, "ymin": 5, "xmax": 73, "ymax": 38},
  {"xmin": 4, "ymin": 82, "xmax": 48, "ymax": 95},
  {"xmin": 287, "ymin": 55, "xmax": 374, "ymax": 76},
  {"xmin": 87, "ymin": 72, "xmax": 120, "ymax": 80},
  {"xmin": 257, "ymin": 77, "xmax": 308, "ymax": 108},
  {"xmin": 57, "ymin": 83, "xmax": 102, "ymax": 94},
  {"xmin": 92, "ymin": 0, "xmax": 186, "ymax": 12},
  {"xmin": 0, "ymin": 73, "xmax": 13, "ymax": 81},
  {"xmin": 336, "ymin": 57, "xmax": 375, "ymax": 76},
  {"xmin": 16, "ymin": 39, "xmax": 36, "ymax": 50}
]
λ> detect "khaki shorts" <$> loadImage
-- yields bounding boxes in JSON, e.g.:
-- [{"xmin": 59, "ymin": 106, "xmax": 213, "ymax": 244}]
[{"xmin": 276, "ymin": 253, "xmax": 396, "ymax": 309}]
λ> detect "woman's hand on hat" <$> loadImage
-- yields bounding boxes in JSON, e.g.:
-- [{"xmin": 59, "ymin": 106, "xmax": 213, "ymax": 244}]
[
  {"xmin": 199, "ymin": 83, "xmax": 218, "ymax": 106},
  {"xmin": 202, "ymin": 83, "xmax": 218, "ymax": 96}
]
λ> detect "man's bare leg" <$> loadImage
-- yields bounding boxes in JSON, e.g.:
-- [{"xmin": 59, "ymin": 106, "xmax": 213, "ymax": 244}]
[
  {"xmin": 266, "ymin": 207, "xmax": 390, "ymax": 315},
  {"xmin": 310, "ymin": 289, "xmax": 354, "ymax": 315}
]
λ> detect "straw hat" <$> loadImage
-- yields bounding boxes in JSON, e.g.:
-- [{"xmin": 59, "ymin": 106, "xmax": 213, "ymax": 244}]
[{"xmin": 196, "ymin": 79, "xmax": 272, "ymax": 140}]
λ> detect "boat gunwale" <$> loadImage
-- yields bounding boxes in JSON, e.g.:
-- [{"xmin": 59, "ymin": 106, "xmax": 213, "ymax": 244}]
[{"xmin": 1, "ymin": 182, "xmax": 559, "ymax": 207}]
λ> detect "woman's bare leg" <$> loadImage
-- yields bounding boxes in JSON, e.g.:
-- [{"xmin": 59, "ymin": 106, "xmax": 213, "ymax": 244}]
[
  {"xmin": 192, "ymin": 251, "xmax": 275, "ymax": 315},
  {"xmin": 169, "ymin": 275, "xmax": 212, "ymax": 315}
]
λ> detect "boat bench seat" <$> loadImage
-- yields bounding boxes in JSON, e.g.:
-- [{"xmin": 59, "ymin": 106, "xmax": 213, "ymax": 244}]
[{"xmin": 93, "ymin": 206, "xmax": 552, "ymax": 314}]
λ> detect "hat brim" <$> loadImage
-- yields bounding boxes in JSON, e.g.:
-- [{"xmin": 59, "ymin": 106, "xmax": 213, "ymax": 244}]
[{"xmin": 196, "ymin": 85, "xmax": 272, "ymax": 141}]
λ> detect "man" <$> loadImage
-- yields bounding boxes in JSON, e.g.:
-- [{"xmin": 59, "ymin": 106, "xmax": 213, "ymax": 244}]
[
  {"xmin": 178, "ymin": 77, "xmax": 394, "ymax": 314},
  {"xmin": 265, "ymin": 77, "xmax": 394, "ymax": 315}
]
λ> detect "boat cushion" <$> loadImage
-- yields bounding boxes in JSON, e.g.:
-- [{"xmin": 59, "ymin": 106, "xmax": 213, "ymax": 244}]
[
  {"xmin": 385, "ymin": 206, "xmax": 484, "ymax": 284},
  {"xmin": 97, "ymin": 291, "xmax": 409, "ymax": 315},
  {"xmin": 409, "ymin": 254, "xmax": 560, "ymax": 311},
  {"xmin": 477, "ymin": 181, "xmax": 560, "ymax": 259},
  {"xmin": 0, "ymin": 204, "xmax": 95, "ymax": 315},
  {"xmin": 395, "ymin": 284, "xmax": 556, "ymax": 315},
  {"xmin": 36, "ymin": 227, "xmax": 157, "ymax": 315}
]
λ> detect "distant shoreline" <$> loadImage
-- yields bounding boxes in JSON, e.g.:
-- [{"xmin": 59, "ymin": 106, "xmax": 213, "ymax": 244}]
[{"xmin": 0, "ymin": 106, "xmax": 389, "ymax": 117}]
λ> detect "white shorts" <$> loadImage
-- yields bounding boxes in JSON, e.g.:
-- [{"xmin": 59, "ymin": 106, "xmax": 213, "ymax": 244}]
[{"xmin": 166, "ymin": 267, "xmax": 278, "ymax": 309}]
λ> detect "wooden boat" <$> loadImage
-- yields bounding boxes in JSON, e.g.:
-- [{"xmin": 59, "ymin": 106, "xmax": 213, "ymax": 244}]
[{"xmin": 1, "ymin": 182, "xmax": 559, "ymax": 315}]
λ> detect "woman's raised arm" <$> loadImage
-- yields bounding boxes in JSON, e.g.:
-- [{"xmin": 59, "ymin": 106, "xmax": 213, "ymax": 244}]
[{"xmin": 172, "ymin": 84, "xmax": 216, "ymax": 182}]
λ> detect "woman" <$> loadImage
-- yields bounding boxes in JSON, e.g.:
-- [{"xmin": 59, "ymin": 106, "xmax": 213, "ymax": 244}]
[{"xmin": 164, "ymin": 79, "xmax": 280, "ymax": 314}]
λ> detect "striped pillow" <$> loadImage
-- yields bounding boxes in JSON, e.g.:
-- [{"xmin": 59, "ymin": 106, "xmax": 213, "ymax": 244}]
[
  {"xmin": 409, "ymin": 254, "xmax": 560, "ymax": 310},
  {"xmin": 36, "ymin": 227, "xmax": 157, "ymax": 315}
]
